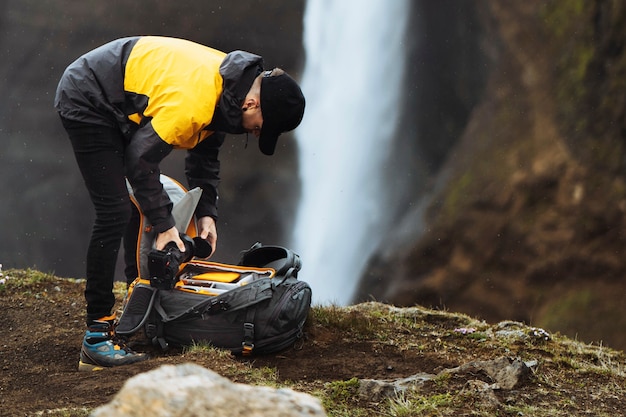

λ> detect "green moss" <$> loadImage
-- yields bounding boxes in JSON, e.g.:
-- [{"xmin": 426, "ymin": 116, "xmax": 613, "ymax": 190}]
[
  {"xmin": 324, "ymin": 378, "xmax": 360, "ymax": 404},
  {"xmin": 538, "ymin": 287, "xmax": 626, "ymax": 348},
  {"xmin": 441, "ymin": 171, "xmax": 474, "ymax": 219},
  {"xmin": 387, "ymin": 392, "xmax": 454, "ymax": 416},
  {"xmin": 541, "ymin": 288, "xmax": 595, "ymax": 325},
  {"xmin": 320, "ymin": 378, "xmax": 371, "ymax": 417},
  {"xmin": 3, "ymin": 268, "xmax": 57, "ymax": 286},
  {"xmin": 30, "ymin": 408, "xmax": 90, "ymax": 417},
  {"xmin": 541, "ymin": 0, "xmax": 595, "ymax": 134},
  {"xmin": 541, "ymin": 1, "xmax": 586, "ymax": 38},
  {"xmin": 309, "ymin": 305, "xmax": 378, "ymax": 340}
]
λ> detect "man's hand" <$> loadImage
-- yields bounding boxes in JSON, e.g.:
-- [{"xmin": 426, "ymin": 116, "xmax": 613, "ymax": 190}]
[
  {"xmin": 155, "ymin": 226, "xmax": 184, "ymax": 251},
  {"xmin": 197, "ymin": 216, "xmax": 217, "ymax": 257}
]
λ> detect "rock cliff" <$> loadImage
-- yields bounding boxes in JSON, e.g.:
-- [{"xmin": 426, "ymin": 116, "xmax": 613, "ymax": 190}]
[{"xmin": 358, "ymin": 0, "xmax": 626, "ymax": 351}]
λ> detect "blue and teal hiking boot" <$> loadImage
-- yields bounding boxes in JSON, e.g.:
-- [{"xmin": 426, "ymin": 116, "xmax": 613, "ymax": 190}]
[{"xmin": 78, "ymin": 318, "xmax": 149, "ymax": 371}]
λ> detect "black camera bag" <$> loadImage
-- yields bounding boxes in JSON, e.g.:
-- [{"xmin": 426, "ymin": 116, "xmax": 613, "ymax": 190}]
[
  {"xmin": 117, "ymin": 176, "xmax": 312, "ymax": 355},
  {"xmin": 118, "ymin": 244, "xmax": 311, "ymax": 354}
]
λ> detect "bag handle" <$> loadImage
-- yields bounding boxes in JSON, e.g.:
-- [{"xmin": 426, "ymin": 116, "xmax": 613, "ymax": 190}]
[{"xmin": 237, "ymin": 242, "xmax": 302, "ymax": 278}]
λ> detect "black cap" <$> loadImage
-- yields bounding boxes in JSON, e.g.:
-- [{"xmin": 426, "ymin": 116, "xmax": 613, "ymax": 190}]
[{"xmin": 259, "ymin": 70, "xmax": 305, "ymax": 155}]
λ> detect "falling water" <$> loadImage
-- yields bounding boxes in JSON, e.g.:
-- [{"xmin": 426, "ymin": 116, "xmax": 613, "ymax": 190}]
[{"xmin": 292, "ymin": 0, "xmax": 410, "ymax": 305}]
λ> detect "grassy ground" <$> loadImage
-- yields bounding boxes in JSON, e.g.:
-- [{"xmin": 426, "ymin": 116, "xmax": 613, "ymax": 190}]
[{"xmin": 1, "ymin": 268, "xmax": 625, "ymax": 416}]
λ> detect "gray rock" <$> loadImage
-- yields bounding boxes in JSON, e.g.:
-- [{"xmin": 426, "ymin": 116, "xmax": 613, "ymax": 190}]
[
  {"xmin": 90, "ymin": 363, "xmax": 327, "ymax": 417},
  {"xmin": 357, "ymin": 356, "xmax": 536, "ymax": 402},
  {"xmin": 358, "ymin": 372, "xmax": 435, "ymax": 402},
  {"xmin": 443, "ymin": 356, "xmax": 533, "ymax": 390},
  {"xmin": 495, "ymin": 321, "xmax": 551, "ymax": 342},
  {"xmin": 460, "ymin": 380, "xmax": 501, "ymax": 409}
]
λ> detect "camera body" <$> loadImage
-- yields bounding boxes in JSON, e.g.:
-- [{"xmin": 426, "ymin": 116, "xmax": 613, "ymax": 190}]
[{"xmin": 148, "ymin": 233, "xmax": 212, "ymax": 290}]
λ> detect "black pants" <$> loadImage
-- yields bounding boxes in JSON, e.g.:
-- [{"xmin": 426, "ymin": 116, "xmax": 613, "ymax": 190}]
[{"xmin": 61, "ymin": 117, "xmax": 140, "ymax": 325}]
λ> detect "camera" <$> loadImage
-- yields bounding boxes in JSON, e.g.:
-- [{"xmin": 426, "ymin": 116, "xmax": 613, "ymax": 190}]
[{"xmin": 148, "ymin": 233, "xmax": 212, "ymax": 290}]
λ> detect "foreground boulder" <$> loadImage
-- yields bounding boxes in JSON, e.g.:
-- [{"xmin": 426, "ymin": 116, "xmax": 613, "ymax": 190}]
[{"xmin": 90, "ymin": 363, "xmax": 327, "ymax": 417}]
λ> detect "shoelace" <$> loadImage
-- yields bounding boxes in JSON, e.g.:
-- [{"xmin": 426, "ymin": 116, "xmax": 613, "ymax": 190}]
[
  {"xmin": 108, "ymin": 323, "xmax": 137, "ymax": 353},
  {"xmin": 114, "ymin": 336, "xmax": 139, "ymax": 353}
]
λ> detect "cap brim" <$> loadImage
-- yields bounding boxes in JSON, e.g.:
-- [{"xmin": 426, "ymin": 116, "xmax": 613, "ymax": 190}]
[{"xmin": 258, "ymin": 130, "xmax": 279, "ymax": 156}]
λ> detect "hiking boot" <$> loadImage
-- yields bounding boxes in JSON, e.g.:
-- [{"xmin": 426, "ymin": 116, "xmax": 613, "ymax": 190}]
[{"xmin": 78, "ymin": 319, "xmax": 149, "ymax": 371}]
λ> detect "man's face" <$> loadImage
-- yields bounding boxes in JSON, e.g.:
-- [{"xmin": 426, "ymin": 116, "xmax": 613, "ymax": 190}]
[{"xmin": 241, "ymin": 103, "xmax": 264, "ymax": 138}]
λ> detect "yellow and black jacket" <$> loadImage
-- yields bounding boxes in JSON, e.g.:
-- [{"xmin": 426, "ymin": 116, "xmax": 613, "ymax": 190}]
[{"xmin": 55, "ymin": 36, "xmax": 263, "ymax": 232}]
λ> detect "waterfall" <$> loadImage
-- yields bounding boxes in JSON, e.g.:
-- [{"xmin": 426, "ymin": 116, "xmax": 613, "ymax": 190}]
[{"xmin": 292, "ymin": 0, "xmax": 410, "ymax": 305}]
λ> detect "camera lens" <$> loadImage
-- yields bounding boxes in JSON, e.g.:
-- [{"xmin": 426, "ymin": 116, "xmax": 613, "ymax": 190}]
[
  {"xmin": 192, "ymin": 237, "xmax": 213, "ymax": 258},
  {"xmin": 179, "ymin": 234, "xmax": 195, "ymax": 263}
]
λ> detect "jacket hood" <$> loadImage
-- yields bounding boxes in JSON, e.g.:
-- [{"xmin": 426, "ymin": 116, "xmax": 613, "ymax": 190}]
[{"xmin": 209, "ymin": 51, "xmax": 263, "ymax": 133}]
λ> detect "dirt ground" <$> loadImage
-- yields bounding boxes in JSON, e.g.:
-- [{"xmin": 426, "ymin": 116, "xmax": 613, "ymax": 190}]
[
  {"xmin": 2, "ymin": 272, "xmax": 626, "ymax": 416},
  {"xmin": 0, "ymin": 275, "xmax": 435, "ymax": 416}
]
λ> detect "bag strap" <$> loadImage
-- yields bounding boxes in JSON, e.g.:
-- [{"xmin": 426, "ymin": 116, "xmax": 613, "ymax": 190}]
[
  {"xmin": 140, "ymin": 291, "xmax": 176, "ymax": 351},
  {"xmin": 241, "ymin": 283, "xmax": 260, "ymax": 356},
  {"xmin": 151, "ymin": 292, "xmax": 170, "ymax": 350}
]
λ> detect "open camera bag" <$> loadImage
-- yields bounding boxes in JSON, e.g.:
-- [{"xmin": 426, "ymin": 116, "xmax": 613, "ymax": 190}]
[{"xmin": 116, "ymin": 175, "xmax": 312, "ymax": 355}]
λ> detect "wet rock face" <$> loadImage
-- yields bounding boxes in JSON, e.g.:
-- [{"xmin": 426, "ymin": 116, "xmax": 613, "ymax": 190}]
[{"xmin": 357, "ymin": 0, "xmax": 626, "ymax": 351}]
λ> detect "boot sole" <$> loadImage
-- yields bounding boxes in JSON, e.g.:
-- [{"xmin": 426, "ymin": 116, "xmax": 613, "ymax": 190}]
[{"xmin": 78, "ymin": 360, "xmax": 106, "ymax": 372}]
